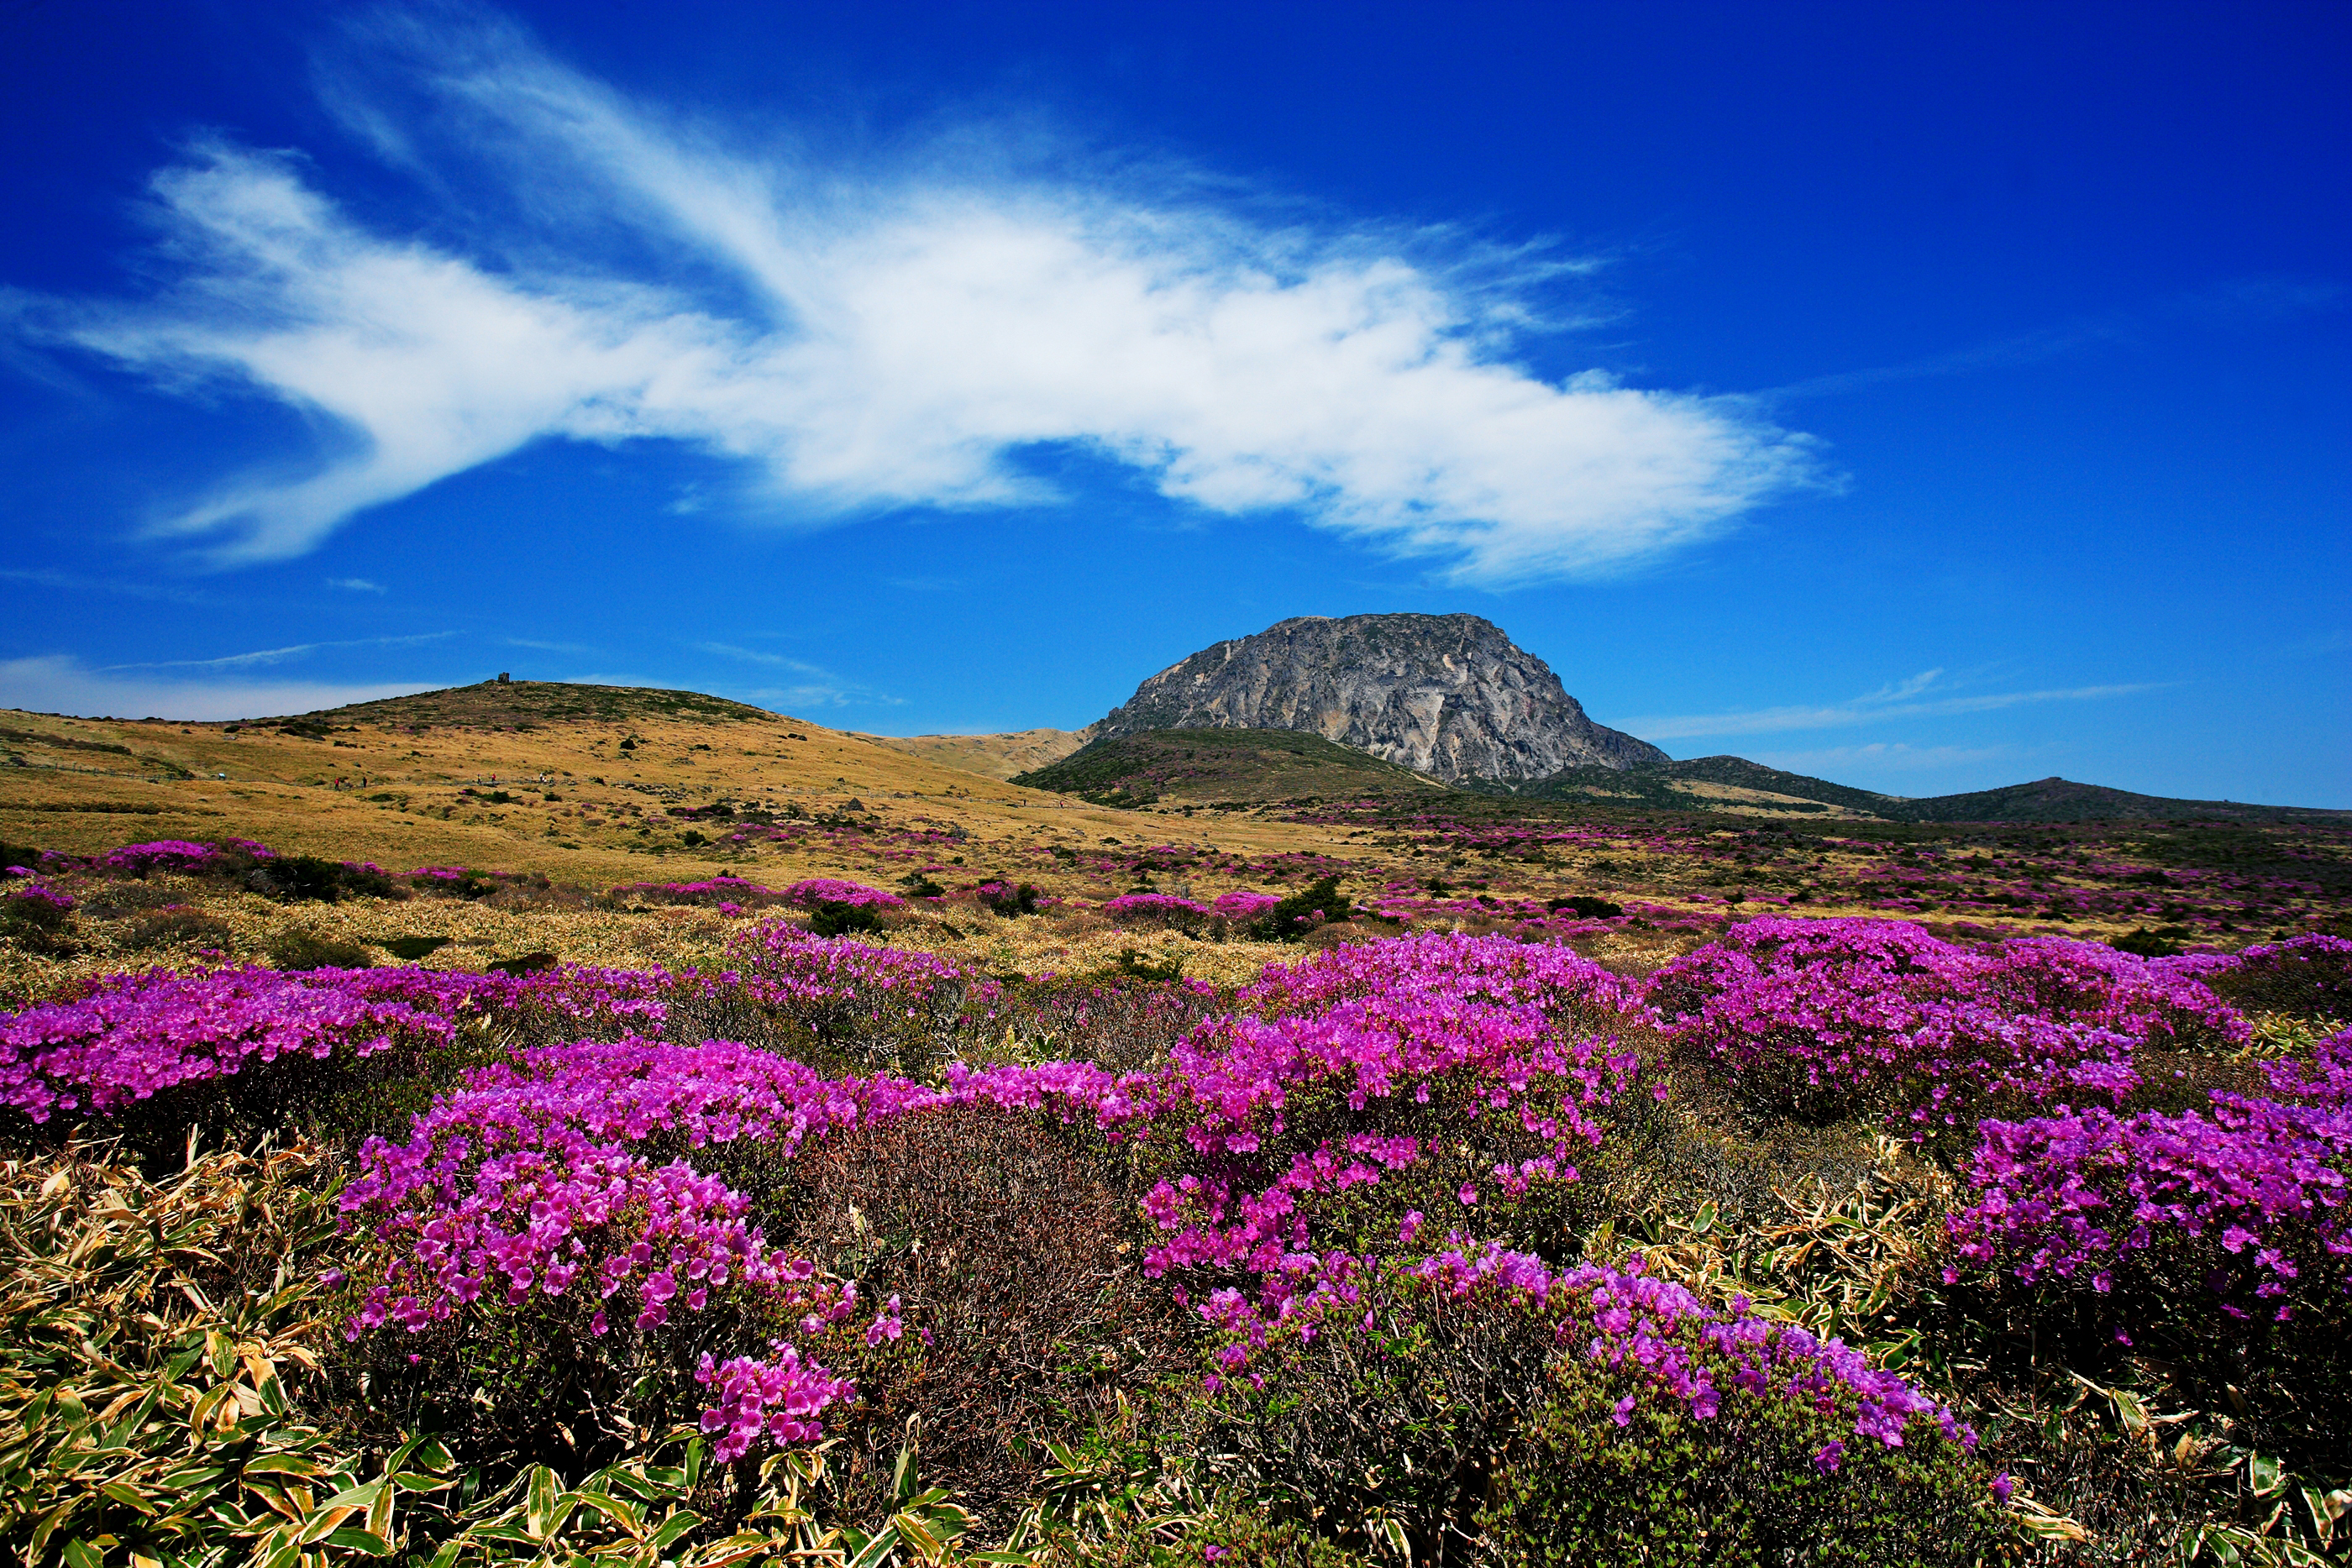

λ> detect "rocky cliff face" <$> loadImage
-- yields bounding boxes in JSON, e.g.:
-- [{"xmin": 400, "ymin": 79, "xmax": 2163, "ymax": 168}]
[{"xmin": 1088, "ymin": 614, "xmax": 1667, "ymax": 784}]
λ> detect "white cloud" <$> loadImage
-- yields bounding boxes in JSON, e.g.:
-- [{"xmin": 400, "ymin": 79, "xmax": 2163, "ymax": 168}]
[
  {"xmin": 326, "ymin": 576, "xmax": 386, "ymax": 591},
  {"xmin": 102, "ymin": 632, "xmax": 453, "ymax": 672},
  {"xmin": 692, "ymin": 642, "xmax": 900, "ymax": 708},
  {"xmin": 1630, "ymin": 669, "xmax": 2163, "ymax": 742},
  {"xmin": 0, "ymin": 654, "xmax": 433, "ymax": 721},
  {"xmin": 1749, "ymin": 742, "xmax": 2018, "ymax": 776},
  {"xmin": 30, "ymin": 15, "xmax": 1815, "ymax": 583}
]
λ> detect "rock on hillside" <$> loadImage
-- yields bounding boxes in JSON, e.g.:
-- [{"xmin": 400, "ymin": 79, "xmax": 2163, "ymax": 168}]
[{"xmin": 1089, "ymin": 613, "xmax": 1666, "ymax": 784}]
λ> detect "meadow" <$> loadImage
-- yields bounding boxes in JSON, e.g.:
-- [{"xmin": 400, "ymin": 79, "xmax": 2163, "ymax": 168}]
[{"xmin": 4, "ymin": 689, "xmax": 2350, "ymax": 1565}]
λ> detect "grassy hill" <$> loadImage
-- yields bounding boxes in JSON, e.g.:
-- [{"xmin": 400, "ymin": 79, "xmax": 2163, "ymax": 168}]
[
  {"xmin": 1496, "ymin": 755, "xmax": 1897, "ymax": 819},
  {"xmin": 1885, "ymin": 776, "xmax": 2349, "ymax": 825},
  {"xmin": 1011, "ymin": 727, "xmax": 1450, "ymax": 805},
  {"xmin": 0, "ymin": 689, "xmax": 1442, "ymax": 911},
  {"xmin": 281, "ymin": 679, "xmax": 772, "ymax": 731},
  {"xmin": 858, "ymin": 728, "xmax": 1088, "ymax": 781}
]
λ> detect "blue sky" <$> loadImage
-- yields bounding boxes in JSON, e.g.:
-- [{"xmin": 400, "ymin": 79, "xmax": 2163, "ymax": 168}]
[{"xmin": 1, "ymin": 0, "xmax": 2344, "ymax": 806}]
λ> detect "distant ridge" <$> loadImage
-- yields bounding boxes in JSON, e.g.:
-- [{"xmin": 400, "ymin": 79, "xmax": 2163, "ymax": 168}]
[
  {"xmin": 269, "ymin": 679, "xmax": 771, "ymax": 730},
  {"xmin": 1511, "ymin": 760, "xmax": 2347, "ymax": 824}
]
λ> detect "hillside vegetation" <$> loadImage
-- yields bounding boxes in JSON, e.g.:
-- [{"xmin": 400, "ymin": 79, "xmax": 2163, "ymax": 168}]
[{"xmin": 1011, "ymin": 726, "xmax": 1451, "ymax": 805}]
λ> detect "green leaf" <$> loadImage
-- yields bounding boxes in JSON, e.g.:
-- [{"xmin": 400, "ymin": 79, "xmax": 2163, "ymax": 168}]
[
  {"xmin": 525, "ymin": 1467, "xmax": 559, "ymax": 1541},
  {"xmin": 323, "ymin": 1530, "xmax": 393, "ymax": 1555},
  {"xmin": 646, "ymin": 1511, "xmax": 703, "ymax": 1551},
  {"xmin": 570, "ymin": 1491, "xmax": 643, "ymax": 1538},
  {"xmin": 244, "ymin": 1457, "xmax": 325, "ymax": 1480},
  {"xmin": 97, "ymin": 1481, "xmax": 158, "ymax": 1514},
  {"xmin": 61, "ymin": 1539, "xmax": 105, "ymax": 1568}
]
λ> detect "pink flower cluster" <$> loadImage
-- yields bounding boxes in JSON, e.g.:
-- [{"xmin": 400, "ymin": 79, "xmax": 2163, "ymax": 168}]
[
  {"xmin": 2, "ymin": 967, "xmax": 454, "ymax": 1123},
  {"xmin": 3, "ymin": 883, "xmax": 74, "ymax": 915},
  {"xmin": 1641, "ymin": 918, "xmax": 2243, "ymax": 1125},
  {"xmin": 780, "ymin": 878, "xmax": 904, "ymax": 910},
  {"xmin": 336, "ymin": 1037, "xmax": 943, "ymax": 1457},
  {"xmin": 0, "ymin": 963, "xmax": 685, "ymax": 1127},
  {"xmin": 1404, "ymin": 1241, "xmax": 1972, "ymax": 1456},
  {"xmin": 99, "ymin": 840, "xmax": 226, "ymax": 875},
  {"xmin": 612, "ymin": 875, "xmax": 790, "ymax": 909},
  {"xmin": 697, "ymin": 1345, "xmax": 857, "ymax": 1459},
  {"xmin": 717, "ymin": 924, "xmax": 995, "ymax": 1046},
  {"xmin": 1949, "ymin": 1025, "xmax": 2352, "ymax": 1316},
  {"xmin": 1102, "ymin": 892, "xmax": 1215, "ymax": 926},
  {"xmin": 1247, "ymin": 931, "xmax": 1631, "ymax": 1020},
  {"xmin": 1133, "ymin": 950, "xmax": 1641, "ymax": 1351}
]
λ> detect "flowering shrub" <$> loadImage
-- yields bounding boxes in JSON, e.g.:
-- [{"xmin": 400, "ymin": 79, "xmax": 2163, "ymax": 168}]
[
  {"xmin": 2187, "ymin": 932, "xmax": 2352, "ymax": 1021},
  {"xmin": 335, "ymin": 1038, "xmax": 900, "ymax": 1461},
  {"xmin": 100, "ymin": 841, "xmax": 225, "ymax": 876},
  {"xmin": 1483, "ymin": 1277, "xmax": 2003, "ymax": 1565},
  {"xmin": 1946, "ymin": 1025, "xmax": 2352, "ymax": 1461},
  {"xmin": 0, "ymin": 883, "xmax": 75, "ymax": 946},
  {"xmin": 1101, "ymin": 892, "xmax": 1210, "ymax": 931},
  {"xmin": 1949, "ymin": 1025, "xmax": 2352, "ymax": 1311},
  {"xmin": 780, "ymin": 878, "xmax": 903, "ymax": 910},
  {"xmin": 711, "ymin": 924, "xmax": 1000, "ymax": 1071},
  {"xmin": 1246, "ymin": 931, "xmax": 1631, "ymax": 1021},
  {"xmin": 1642, "ymin": 918, "xmax": 2244, "ymax": 1126},
  {"xmin": 610, "ymin": 875, "xmax": 789, "ymax": 910},
  {"xmin": 1, "ymin": 967, "xmax": 453, "ymax": 1126},
  {"xmin": 1211, "ymin": 889, "xmax": 1283, "ymax": 920}
]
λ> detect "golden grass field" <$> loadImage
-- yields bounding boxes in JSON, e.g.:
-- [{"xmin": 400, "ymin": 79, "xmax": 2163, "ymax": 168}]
[{"xmin": 10, "ymin": 677, "xmax": 2322, "ymax": 1011}]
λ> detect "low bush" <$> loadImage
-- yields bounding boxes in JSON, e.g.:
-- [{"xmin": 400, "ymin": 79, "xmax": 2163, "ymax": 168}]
[
  {"xmin": 1483, "ymin": 1340, "xmax": 2004, "ymax": 1566},
  {"xmin": 119, "ymin": 906, "xmax": 238, "ymax": 952},
  {"xmin": 774, "ymin": 1103, "xmax": 1189, "ymax": 1528},
  {"xmin": 1248, "ymin": 875, "xmax": 1348, "ymax": 941},
  {"xmin": 268, "ymin": 928, "xmax": 376, "ymax": 971}
]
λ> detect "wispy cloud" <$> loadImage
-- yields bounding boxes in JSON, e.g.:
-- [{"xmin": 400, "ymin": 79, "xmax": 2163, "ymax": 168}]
[
  {"xmin": 0, "ymin": 567, "xmax": 219, "ymax": 606},
  {"xmin": 693, "ymin": 642, "xmax": 900, "ymax": 707},
  {"xmin": 102, "ymin": 632, "xmax": 453, "ymax": 673},
  {"xmin": 1749, "ymin": 742, "xmax": 2019, "ymax": 777},
  {"xmin": 0, "ymin": 653, "xmax": 434, "ymax": 721},
  {"xmin": 325, "ymin": 576, "xmax": 386, "ymax": 592},
  {"xmin": 504, "ymin": 637, "xmax": 595, "ymax": 654},
  {"xmin": 1765, "ymin": 275, "xmax": 2342, "ymax": 401},
  {"xmin": 1629, "ymin": 669, "xmax": 2163, "ymax": 742},
  {"xmin": 21, "ymin": 8, "xmax": 1814, "ymax": 585}
]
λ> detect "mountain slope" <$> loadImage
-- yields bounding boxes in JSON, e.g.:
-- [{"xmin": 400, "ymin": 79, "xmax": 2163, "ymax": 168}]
[
  {"xmin": 1887, "ymin": 777, "xmax": 2349, "ymax": 825},
  {"xmin": 1012, "ymin": 727, "xmax": 1450, "ymax": 805},
  {"xmin": 859, "ymin": 729, "xmax": 1088, "ymax": 781},
  {"xmin": 1092, "ymin": 613, "xmax": 1664, "ymax": 784}
]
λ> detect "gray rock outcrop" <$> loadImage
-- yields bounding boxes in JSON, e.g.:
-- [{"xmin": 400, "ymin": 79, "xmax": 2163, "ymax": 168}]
[{"xmin": 1087, "ymin": 613, "xmax": 1667, "ymax": 784}]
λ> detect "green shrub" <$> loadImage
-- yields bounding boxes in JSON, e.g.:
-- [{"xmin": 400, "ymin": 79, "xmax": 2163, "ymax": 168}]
[
  {"xmin": 1480, "ymin": 1347, "xmax": 2003, "ymax": 1568},
  {"xmin": 807, "ymin": 900, "xmax": 883, "ymax": 937},
  {"xmin": 1250, "ymin": 875, "xmax": 1348, "ymax": 941},
  {"xmin": 266, "ymin": 928, "xmax": 375, "ymax": 971},
  {"xmin": 265, "ymin": 928, "xmax": 375, "ymax": 971},
  {"xmin": 249, "ymin": 854, "xmax": 402, "ymax": 905}
]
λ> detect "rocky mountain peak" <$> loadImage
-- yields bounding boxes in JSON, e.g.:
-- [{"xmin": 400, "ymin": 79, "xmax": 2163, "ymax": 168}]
[{"xmin": 1088, "ymin": 612, "xmax": 1666, "ymax": 783}]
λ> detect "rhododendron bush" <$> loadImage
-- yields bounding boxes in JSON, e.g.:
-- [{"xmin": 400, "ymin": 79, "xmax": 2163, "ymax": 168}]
[{"xmin": 1642, "ymin": 916, "xmax": 2244, "ymax": 1127}]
